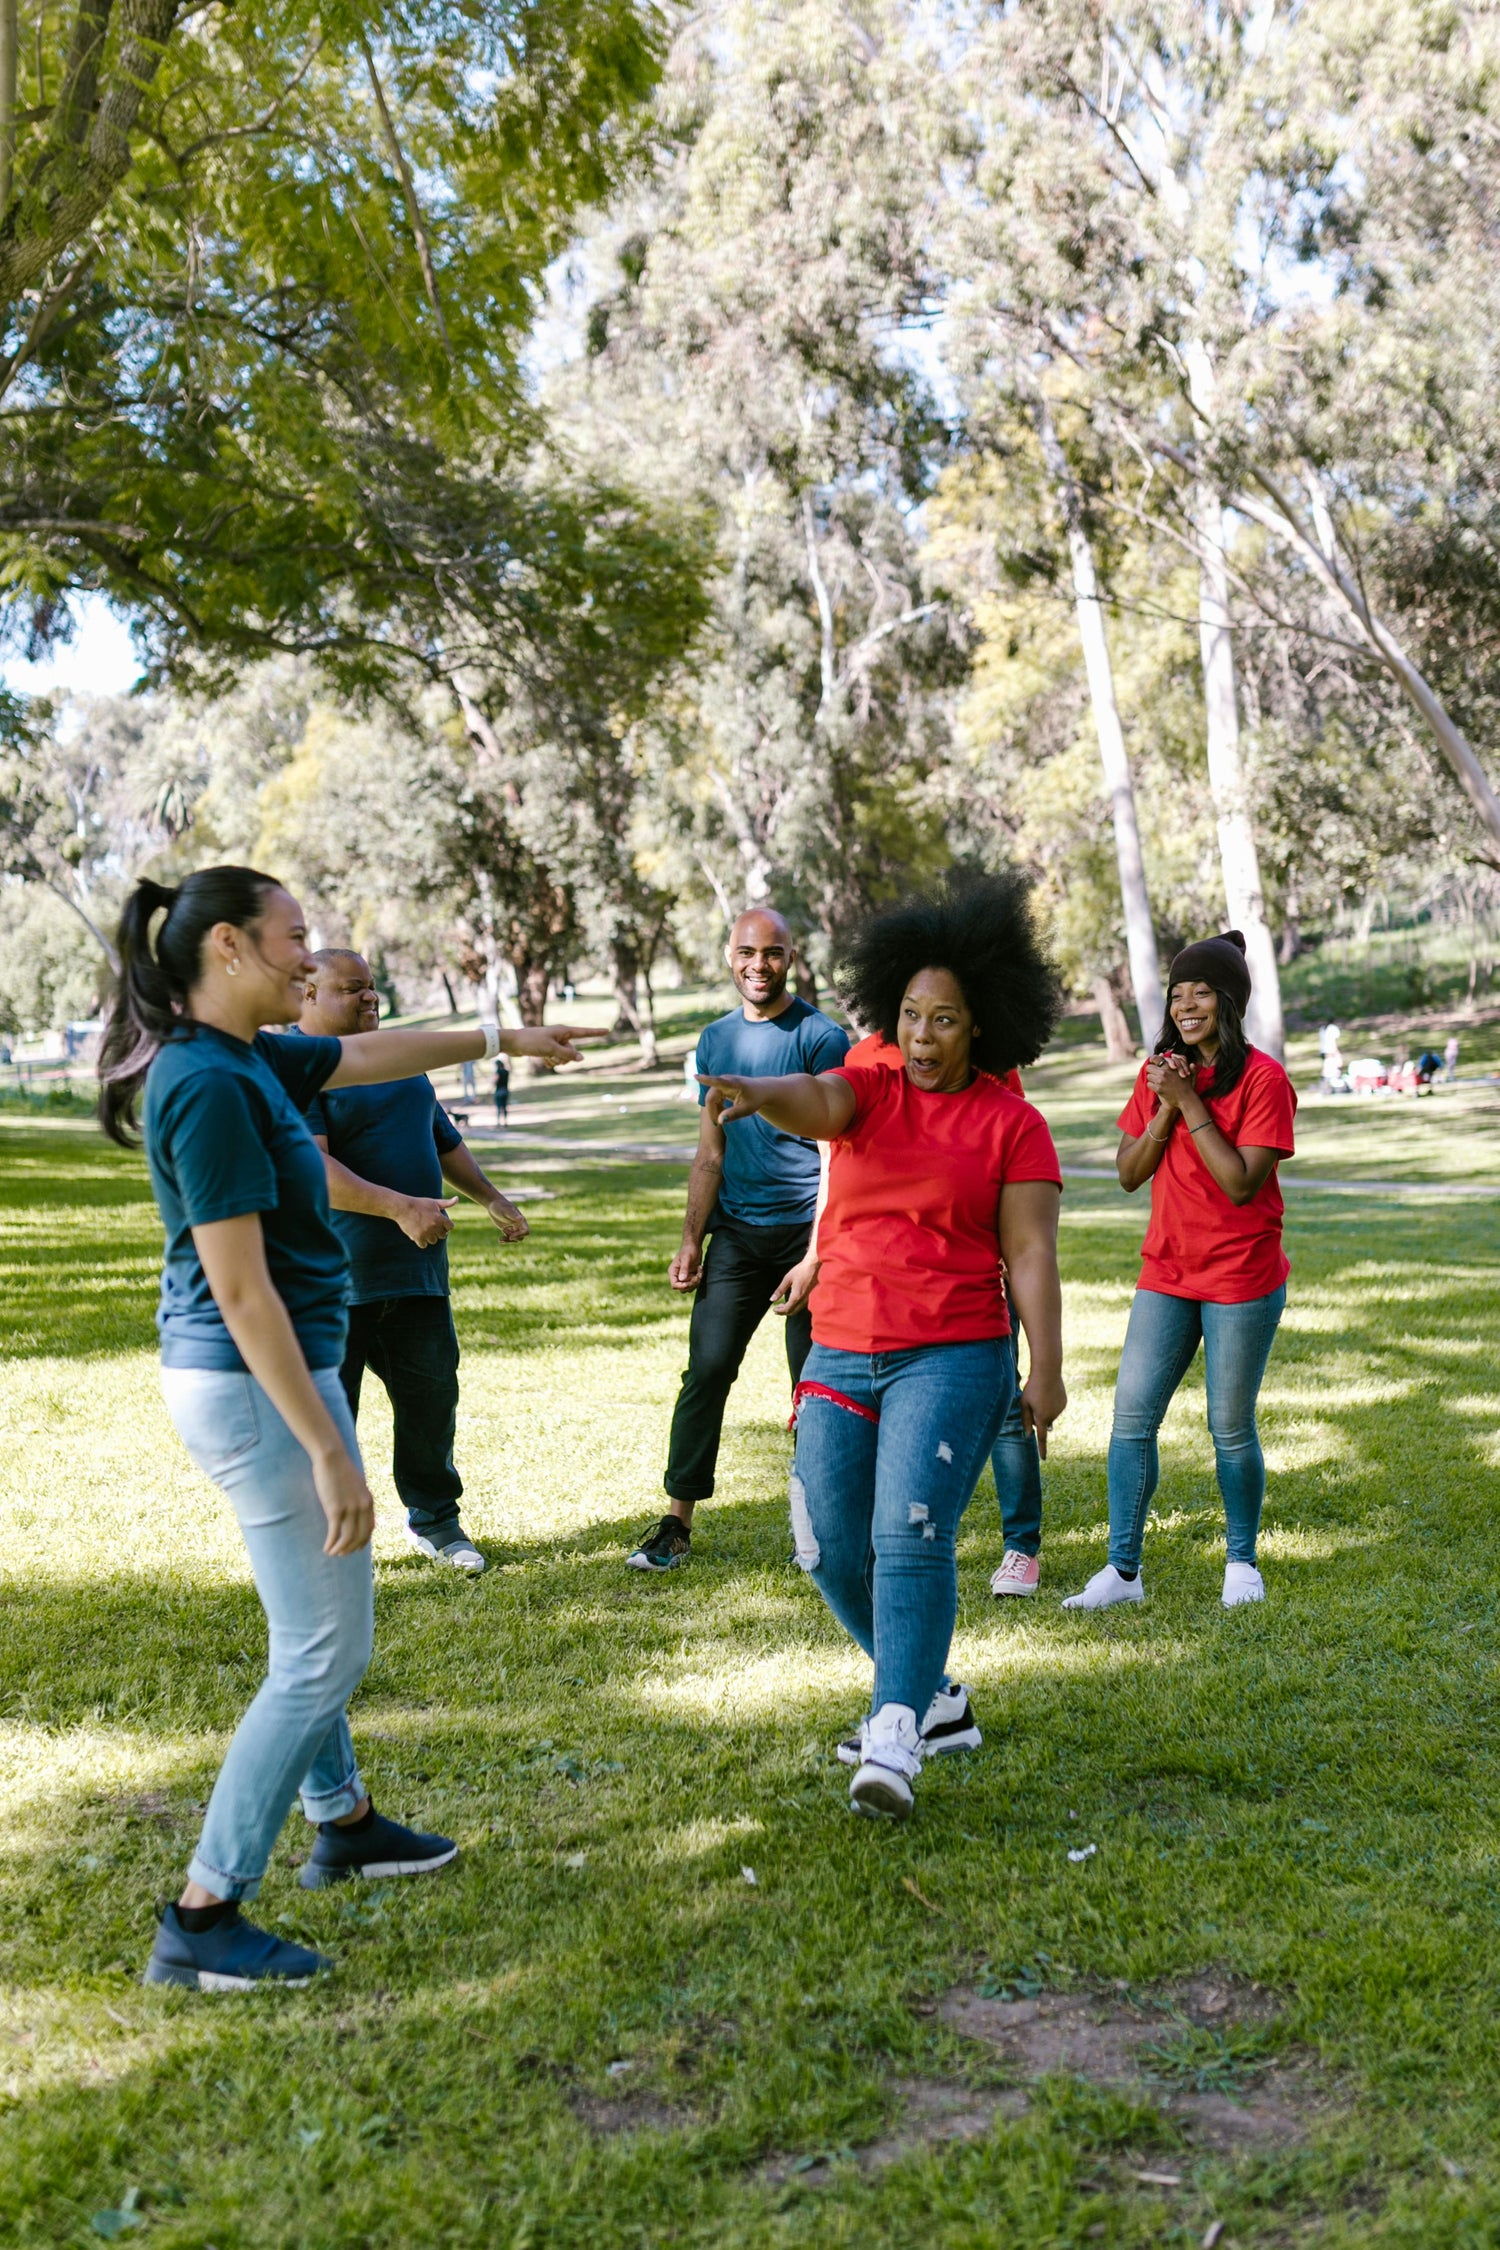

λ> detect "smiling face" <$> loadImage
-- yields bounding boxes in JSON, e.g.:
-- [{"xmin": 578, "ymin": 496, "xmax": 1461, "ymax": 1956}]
[
  {"xmin": 727, "ymin": 910, "xmax": 794, "ymax": 1017},
  {"xmin": 302, "ymin": 950, "xmax": 380, "ymax": 1037},
  {"xmin": 208, "ymin": 885, "xmax": 317, "ymax": 1026},
  {"xmin": 1170, "ymin": 979, "xmax": 1220, "ymax": 1057},
  {"xmin": 897, "ymin": 966, "xmax": 976, "ymax": 1092}
]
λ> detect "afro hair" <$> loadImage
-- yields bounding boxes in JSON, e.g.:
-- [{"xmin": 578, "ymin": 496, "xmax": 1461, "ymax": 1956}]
[{"xmin": 836, "ymin": 868, "xmax": 1061, "ymax": 1078}]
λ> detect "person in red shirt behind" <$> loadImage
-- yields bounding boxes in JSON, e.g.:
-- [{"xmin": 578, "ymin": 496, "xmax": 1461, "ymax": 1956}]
[
  {"xmin": 775, "ymin": 1035, "xmax": 1047, "ymax": 1602},
  {"xmin": 1063, "ymin": 930, "xmax": 1296, "ymax": 1616},
  {"xmin": 700, "ymin": 872, "xmax": 1067, "ymax": 1822}
]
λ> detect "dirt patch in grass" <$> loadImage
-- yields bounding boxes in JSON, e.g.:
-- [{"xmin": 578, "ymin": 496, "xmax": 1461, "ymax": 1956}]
[
  {"xmin": 759, "ymin": 2080, "xmax": 1031, "ymax": 2185},
  {"xmin": 937, "ymin": 1971, "xmax": 1316, "ymax": 2154},
  {"xmin": 569, "ymin": 2088, "xmax": 698, "ymax": 2136}
]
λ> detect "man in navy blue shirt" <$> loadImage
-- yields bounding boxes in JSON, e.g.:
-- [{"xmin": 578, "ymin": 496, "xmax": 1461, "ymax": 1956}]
[
  {"xmin": 627, "ymin": 909, "xmax": 848, "ymax": 1571},
  {"xmin": 299, "ymin": 952, "xmax": 529, "ymax": 1575}
]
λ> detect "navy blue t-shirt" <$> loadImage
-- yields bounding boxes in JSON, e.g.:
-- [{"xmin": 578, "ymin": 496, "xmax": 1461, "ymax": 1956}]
[
  {"xmin": 303, "ymin": 1057, "xmax": 462, "ymax": 1305},
  {"xmin": 142, "ymin": 1024, "xmax": 347, "ymax": 1371},
  {"xmin": 696, "ymin": 998, "xmax": 849, "ymax": 1226}
]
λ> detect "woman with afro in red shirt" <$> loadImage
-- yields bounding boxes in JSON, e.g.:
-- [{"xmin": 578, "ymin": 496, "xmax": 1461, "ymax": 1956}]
[
  {"xmin": 700, "ymin": 872, "xmax": 1066, "ymax": 1820},
  {"xmin": 1063, "ymin": 931, "xmax": 1296, "ymax": 1615}
]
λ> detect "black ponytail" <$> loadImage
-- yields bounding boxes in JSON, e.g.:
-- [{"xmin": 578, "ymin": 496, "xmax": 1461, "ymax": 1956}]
[
  {"xmin": 1153, "ymin": 986, "xmax": 1250, "ymax": 1100},
  {"xmin": 98, "ymin": 866, "xmax": 280, "ymax": 1145}
]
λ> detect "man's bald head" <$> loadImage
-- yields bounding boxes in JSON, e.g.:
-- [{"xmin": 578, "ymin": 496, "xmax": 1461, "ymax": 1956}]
[
  {"xmin": 300, "ymin": 948, "xmax": 379, "ymax": 1037},
  {"xmin": 726, "ymin": 907, "xmax": 796, "ymax": 1020}
]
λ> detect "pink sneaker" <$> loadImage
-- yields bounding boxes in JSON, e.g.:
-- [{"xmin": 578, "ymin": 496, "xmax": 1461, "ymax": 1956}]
[{"xmin": 991, "ymin": 1550, "xmax": 1040, "ymax": 1598}]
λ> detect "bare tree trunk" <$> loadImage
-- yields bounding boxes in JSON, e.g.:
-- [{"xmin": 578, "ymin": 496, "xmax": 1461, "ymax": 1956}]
[
  {"xmin": 1026, "ymin": 373, "xmax": 1163, "ymax": 1049},
  {"xmin": 1183, "ymin": 345, "xmax": 1284, "ymax": 1059},
  {"xmin": 1278, "ymin": 879, "xmax": 1302, "ymax": 967},
  {"xmin": 794, "ymin": 955, "xmax": 819, "ymax": 1008},
  {"xmin": 440, "ymin": 970, "xmax": 459, "ymax": 1016},
  {"xmin": 514, "ymin": 961, "xmax": 549, "ymax": 1027},
  {"xmin": 1092, "ymin": 974, "xmax": 1136, "ymax": 1062}
]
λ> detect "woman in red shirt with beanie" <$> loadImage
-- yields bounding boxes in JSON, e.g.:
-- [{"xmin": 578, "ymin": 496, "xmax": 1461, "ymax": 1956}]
[
  {"xmin": 699, "ymin": 872, "xmax": 1066, "ymax": 1821},
  {"xmin": 1063, "ymin": 931, "xmax": 1296, "ymax": 1615}
]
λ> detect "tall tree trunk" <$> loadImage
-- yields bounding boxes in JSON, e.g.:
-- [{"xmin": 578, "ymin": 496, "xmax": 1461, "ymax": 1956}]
[
  {"xmin": 1027, "ymin": 373, "xmax": 1163, "ymax": 1049},
  {"xmin": 794, "ymin": 955, "xmax": 819, "ymax": 1008},
  {"xmin": 1185, "ymin": 346, "xmax": 1284, "ymax": 1058},
  {"xmin": 0, "ymin": 0, "xmax": 18, "ymax": 212},
  {"xmin": 612, "ymin": 936, "xmax": 644, "ymax": 1038},
  {"xmin": 1092, "ymin": 974, "xmax": 1135, "ymax": 1062},
  {"xmin": 1278, "ymin": 879, "xmax": 1302, "ymax": 967},
  {"xmin": 513, "ymin": 960, "xmax": 548, "ymax": 1027}
]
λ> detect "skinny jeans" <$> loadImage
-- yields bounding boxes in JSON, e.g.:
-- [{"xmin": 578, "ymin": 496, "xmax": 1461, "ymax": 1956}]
[
  {"xmin": 989, "ymin": 1318, "xmax": 1043, "ymax": 1557},
  {"xmin": 162, "ymin": 1366, "xmax": 373, "ymax": 1901},
  {"xmin": 1106, "ymin": 1286, "xmax": 1286, "ymax": 1574},
  {"xmin": 790, "ymin": 1339, "xmax": 1010, "ymax": 1720}
]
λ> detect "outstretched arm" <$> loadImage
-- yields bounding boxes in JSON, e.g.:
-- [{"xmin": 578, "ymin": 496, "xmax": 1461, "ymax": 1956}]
[
  {"xmin": 326, "ymin": 1021, "xmax": 613, "ymax": 1089},
  {"xmin": 699, "ymin": 1070, "xmax": 856, "ymax": 1140}
]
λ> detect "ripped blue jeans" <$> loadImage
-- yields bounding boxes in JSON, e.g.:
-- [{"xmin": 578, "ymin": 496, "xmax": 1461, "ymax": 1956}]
[{"xmin": 790, "ymin": 1339, "xmax": 1011, "ymax": 1721}]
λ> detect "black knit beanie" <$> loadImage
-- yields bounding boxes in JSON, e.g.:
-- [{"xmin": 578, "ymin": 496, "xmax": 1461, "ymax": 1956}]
[{"xmin": 1166, "ymin": 929, "xmax": 1251, "ymax": 1016}]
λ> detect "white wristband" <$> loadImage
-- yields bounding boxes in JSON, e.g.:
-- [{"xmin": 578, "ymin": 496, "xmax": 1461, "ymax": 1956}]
[{"xmin": 482, "ymin": 1024, "xmax": 501, "ymax": 1062}]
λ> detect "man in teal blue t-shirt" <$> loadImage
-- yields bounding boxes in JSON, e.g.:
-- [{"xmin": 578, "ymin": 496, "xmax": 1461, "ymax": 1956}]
[
  {"xmin": 627, "ymin": 908, "xmax": 848, "ymax": 1573},
  {"xmin": 298, "ymin": 951, "xmax": 529, "ymax": 1575}
]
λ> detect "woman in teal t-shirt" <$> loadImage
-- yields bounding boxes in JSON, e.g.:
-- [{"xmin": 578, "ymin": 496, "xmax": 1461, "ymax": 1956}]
[{"xmin": 99, "ymin": 866, "xmax": 601, "ymax": 1990}]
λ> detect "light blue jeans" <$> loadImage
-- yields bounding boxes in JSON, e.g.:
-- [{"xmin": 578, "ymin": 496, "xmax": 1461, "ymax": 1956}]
[
  {"xmin": 790, "ymin": 1340, "xmax": 1011, "ymax": 1720},
  {"xmin": 990, "ymin": 1322, "xmax": 1043, "ymax": 1556},
  {"xmin": 162, "ymin": 1366, "xmax": 373, "ymax": 1901},
  {"xmin": 1107, "ymin": 1286, "xmax": 1286, "ymax": 1574}
]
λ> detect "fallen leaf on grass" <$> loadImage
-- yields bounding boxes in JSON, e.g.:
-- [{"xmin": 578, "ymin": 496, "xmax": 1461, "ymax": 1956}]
[
  {"xmin": 1203, "ymin": 2223, "xmax": 1225, "ymax": 2248},
  {"xmin": 742, "ymin": 1867, "xmax": 758, "ymax": 1886},
  {"xmin": 1067, "ymin": 1844, "xmax": 1097, "ymax": 1863},
  {"xmin": 606, "ymin": 2060, "xmax": 634, "ymax": 2078},
  {"xmin": 103, "ymin": 2005, "xmax": 130, "ymax": 2028},
  {"xmin": 900, "ymin": 1876, "xmax": 944, "ymax": 1915},
  {"xmin": 563, "ymin": 1852, "xmax": 587, "ymax": 1871},
  {"xmin": 1135, "ymin": 2169, "xmax": 1182, "ymax": 2186}
]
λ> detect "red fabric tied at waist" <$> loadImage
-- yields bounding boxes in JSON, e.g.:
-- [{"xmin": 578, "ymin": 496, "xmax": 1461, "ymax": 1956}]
[{"xmin": 788, "ymin": 1380, "xmax": 882, "ymax": 1432}]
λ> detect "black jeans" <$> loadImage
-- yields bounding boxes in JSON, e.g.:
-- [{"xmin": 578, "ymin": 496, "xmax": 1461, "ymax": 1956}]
[
  {"xmin": 340, "ymin": 1296, "xmax": 464, "ymax": 1541},
  {"xmin": 664, "ymin": 1217, "xmax": 813, "ymax": 1504}
]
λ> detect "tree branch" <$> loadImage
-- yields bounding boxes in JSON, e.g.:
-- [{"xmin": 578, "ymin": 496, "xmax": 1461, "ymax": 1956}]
[{"xmin": 358, "ymin": 31, "xmax": 452, "ymax": 362}]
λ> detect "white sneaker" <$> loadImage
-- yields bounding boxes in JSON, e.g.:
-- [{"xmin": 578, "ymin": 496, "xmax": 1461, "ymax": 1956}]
[
  {"xmin": 849, "ymin": 1703, "xmax": 923, "ymax": 1820},
  {"xmin": 406, "ymin": 1528, "xmax": 486, "ymax": 1575},
  {"xmin": 1061, "ymin": 1564, "xmax": 1144, "ymax": 1610},
  {"xmin": 836, "ymin": 1682, "xmax": 980, "ymax": 1766},
  {"xmin": 1222, "ymin": 1561, "xmax": 1265, "ymax": 1607}
]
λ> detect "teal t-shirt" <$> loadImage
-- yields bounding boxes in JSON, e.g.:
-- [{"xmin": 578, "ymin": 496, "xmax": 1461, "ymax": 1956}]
[
  {"xmin": 142, "ymin": 1023, "xmax": 347, "ymax": 1371},
  {"xmin": 303, "ymin": 1054, "xmax": 463, "ymax": 1305},
  {"xmin": 695, "ymin": 998, "xmax": 849, "ymax": 1226}
]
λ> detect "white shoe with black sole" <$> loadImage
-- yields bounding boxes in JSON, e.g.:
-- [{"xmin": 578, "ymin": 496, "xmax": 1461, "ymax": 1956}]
[
  {"xmin": 837, "ymin": 1681, "xmax": 980, "ymax": 1767},
  {"xmin": 849, "ymin": 1703, "xmax": 924, "ymax": 1821}
]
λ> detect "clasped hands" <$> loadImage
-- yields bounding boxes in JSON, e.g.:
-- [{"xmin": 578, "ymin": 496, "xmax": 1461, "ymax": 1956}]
[{"xmin": 1144, "ymin": 1051, "xmax": 1195, "ymax": 1115}]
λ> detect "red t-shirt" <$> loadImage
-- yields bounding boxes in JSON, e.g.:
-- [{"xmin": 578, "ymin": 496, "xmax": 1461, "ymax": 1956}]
[
  {"xmin": 812, "ymin": 1064, "xmax": 1062, "ymax": 1351},
  {"xmin": 845, "ymin": 1031, "xmax": 1024, "ymax": 1098},
  {"xmin": 1117, "ymin": 1048, "xmax": 1297, "ymax": 1304}
]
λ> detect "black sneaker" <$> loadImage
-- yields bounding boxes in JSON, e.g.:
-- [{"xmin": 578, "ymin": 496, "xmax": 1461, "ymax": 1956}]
[
  {"xmin": 298, "ymin": 1806, "xmax": 458, "ymax": 1890},
  {"xmin": 837, "ymin": 1682, "xmax": 981, "ymax": 1766},
  {"xmin": 626, "ymin": 1514, "xmax": 692, "ymax": 1571},
  {"xmin": 144, "ymin": 1902, "xmax": 333, "ymax": 1990}
]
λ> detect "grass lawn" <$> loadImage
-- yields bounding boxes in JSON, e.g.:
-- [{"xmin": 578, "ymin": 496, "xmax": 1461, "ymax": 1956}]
[{"xmin": 2, "ymin": 1032, "xmax": 1500, "ymax": 2247}]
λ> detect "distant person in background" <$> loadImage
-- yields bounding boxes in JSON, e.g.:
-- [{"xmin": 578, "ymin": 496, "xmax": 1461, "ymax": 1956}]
[
  {"xmin": 627, "ymin": 909, "xmax": 849, "ymax": 1572},
  {"xmin": 1444, "ymin": 1034, "xmax": 1460, "ymax": 1082},
  {"xmin": 493, "ymin": 1054, "xmax": 511, "ymax": 1127},
  {"xmin": 96, "ymin": 868, "xmax": 596, "ymax": 1988},
  {"xmin": 460, "ymin": 1055, "xmax": 477, "ymax": 1100},
  {"xmin": 298, "ymin": 951, "xmax": 544, "ymax": 1575},
  {"xmin": 774, "ymin": 1031, "xmax": 1047, "ymax": 1598},
  {"xmin": 1065, "ymin": 932, "xmax": 1296, "ymax": 1615},
  {"xmin": 1319, "ymin": 1023, "xmax": 1345, "ymax": 1094}
]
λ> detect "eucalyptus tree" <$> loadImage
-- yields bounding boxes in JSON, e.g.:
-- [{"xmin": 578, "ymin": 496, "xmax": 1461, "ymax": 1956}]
[{"xmin": 554, "ymin": 0, "xmax": 967, "ymax": 976}]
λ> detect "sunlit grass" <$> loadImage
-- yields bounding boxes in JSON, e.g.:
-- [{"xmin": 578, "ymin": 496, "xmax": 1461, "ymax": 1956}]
[{"xmin": 3, "ymin": 1050, "xmax": 1500, "ymax": 2244}]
